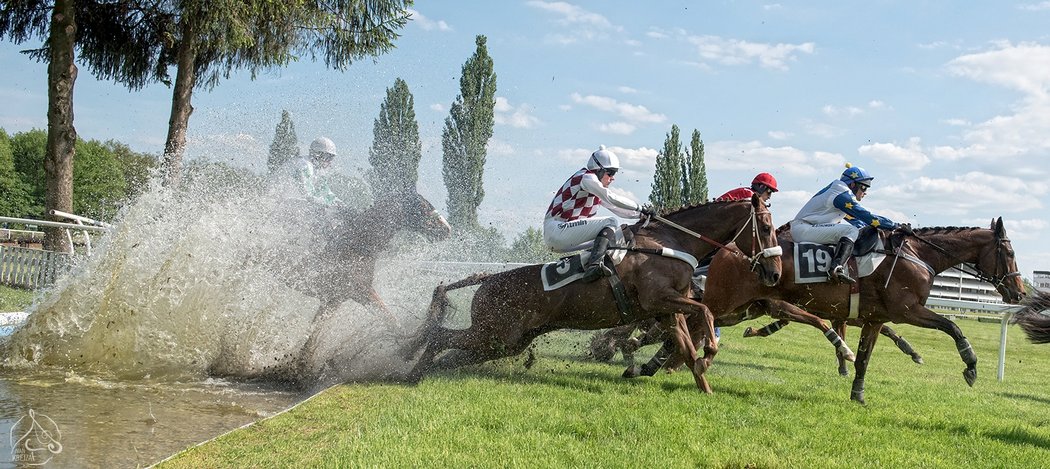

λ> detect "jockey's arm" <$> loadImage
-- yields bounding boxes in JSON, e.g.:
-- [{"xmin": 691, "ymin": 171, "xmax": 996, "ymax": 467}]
[
  {"xmin": 580, "ymin": 174, "xmax": 642, "ymax": 218},
  {"xmin": 833, "ymin": 192, "xmax": 897, "ymax": 230}
]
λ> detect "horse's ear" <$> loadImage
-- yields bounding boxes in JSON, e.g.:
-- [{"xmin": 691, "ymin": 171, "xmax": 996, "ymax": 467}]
[{"xmin": 995, "ymin": 217, "xmax": 1005, "ymax": 237}]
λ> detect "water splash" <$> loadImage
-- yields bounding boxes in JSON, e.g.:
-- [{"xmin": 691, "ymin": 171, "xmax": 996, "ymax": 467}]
[{"xmin": 0, "ymin": 171, "xmax": 471, "ymax": 390}]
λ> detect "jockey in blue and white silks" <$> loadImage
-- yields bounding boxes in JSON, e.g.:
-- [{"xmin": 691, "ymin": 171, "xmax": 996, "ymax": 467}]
[
  {"xmin": 543, "ymin": 145, "xmax": 651, "ymax": 282},
  {"xmin": 791, "ymin": 163, "xmax": 905, "ymax": 283}
]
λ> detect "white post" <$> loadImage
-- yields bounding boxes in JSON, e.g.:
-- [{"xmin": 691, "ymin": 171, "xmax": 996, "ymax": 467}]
[{"xmin": 998, "ymin": 312, "xmax": 1010, "ymax": 382}]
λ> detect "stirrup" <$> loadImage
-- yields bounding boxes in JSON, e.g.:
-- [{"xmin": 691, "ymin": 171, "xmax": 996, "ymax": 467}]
[
  {"xmin": 580, "ymin": 261, "xmax": 612, "ymax": 283},
  {"xmin": 830, "ymin": 265, "xmax": 856, "ymax": 284}
]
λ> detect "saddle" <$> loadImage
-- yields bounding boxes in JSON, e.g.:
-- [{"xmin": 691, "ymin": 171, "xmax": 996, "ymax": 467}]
[
  {"xmin": 540, "ymin": 228, "xmax": 633, "ymax": 291},
  {"xmin": 793, "ymin": 227, "xmax": 887, "ymax": 285}
]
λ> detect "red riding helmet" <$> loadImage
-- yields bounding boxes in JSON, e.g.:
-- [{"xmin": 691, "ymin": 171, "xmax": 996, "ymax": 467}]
[{"xmin": 751, "ymin": 173, "xmax": 778, "ymax": 192}]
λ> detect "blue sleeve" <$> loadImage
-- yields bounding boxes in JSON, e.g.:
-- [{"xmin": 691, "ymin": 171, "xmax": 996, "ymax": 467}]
[
  {"xmin": 832, "ymin": 192, "xmax": 897, "ymax": 230},
  {"xmin": 843, "ymin": 214, "xmax": 866, "ymax": 228}
]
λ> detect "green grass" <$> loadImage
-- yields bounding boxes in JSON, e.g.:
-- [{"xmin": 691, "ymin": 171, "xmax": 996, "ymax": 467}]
[
  {"xmin": 160, "ymin": 319, "xmax": 1050, "ymax": 468},
  {"xmin": 0, "ymin": 284, "xmax": 34, "ymax": 311}
]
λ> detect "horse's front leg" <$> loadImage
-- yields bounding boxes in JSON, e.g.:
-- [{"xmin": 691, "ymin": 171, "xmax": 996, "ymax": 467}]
[
  {"xmin": 657, "ymin": 313, "xmax": 710, "ymax": 393},
  {"xmin": 851, "ymin": 321, "xmax": 884, "ymax": 404}
]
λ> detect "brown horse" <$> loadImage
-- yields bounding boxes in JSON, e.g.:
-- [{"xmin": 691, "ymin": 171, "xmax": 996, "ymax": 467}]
[
  {"xmin": 628, "ymin": 218, "xmax": 1025, "ymax": 403},
  {"xmin": 401, "ymin": 196, "xmax": 782, "ymax": 392},
  {"xmin": 1014, "ymin": 290, "xmax": 1050, "ymax": 344}
]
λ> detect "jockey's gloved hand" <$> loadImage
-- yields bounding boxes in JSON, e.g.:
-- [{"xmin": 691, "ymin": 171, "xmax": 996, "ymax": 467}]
[
  {"xmin": 897, "ymin": 223, "xmax": 914, "ymax": 235},
  {"xmin": 640, "ymin": 204, "xmax": 656, "ymax": 217}
]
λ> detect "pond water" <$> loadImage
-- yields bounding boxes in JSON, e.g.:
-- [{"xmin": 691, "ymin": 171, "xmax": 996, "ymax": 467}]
[{"xmin": 0, "ymin": 181, "xmax": 473, "ymax": 467}]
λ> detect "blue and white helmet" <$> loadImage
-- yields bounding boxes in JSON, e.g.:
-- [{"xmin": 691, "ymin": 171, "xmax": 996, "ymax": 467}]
[
  {"xmin": 586, "ymin": 145, "xmax": 620, "ymax": 172},
  {"xmin": 840, "ymin": 163, "xmax": 873, "ymax": 185}
]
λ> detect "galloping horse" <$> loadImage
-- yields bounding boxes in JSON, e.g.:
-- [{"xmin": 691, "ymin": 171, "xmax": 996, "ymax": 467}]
[
  {"xmin": 627, "ymin": 218, "xmax": 1025, "ymax": 403},
  {"xmin": 402, "ymin": 196, "xmax": 782, "ymax": 392},
  {"xmin": 1014, "ymin": 290, "xmax": 1050, "ymax": 344}
]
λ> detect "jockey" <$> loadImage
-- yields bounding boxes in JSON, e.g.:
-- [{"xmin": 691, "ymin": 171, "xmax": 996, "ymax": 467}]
[
  {"xmin": 291, "ymin": 136, "xmax": 343, "ymax": 207},
  {"xmin": 790, "ymin": 163, "xmax": 907, "ymax": 284},
  {"xmin": 543, "ymin": 145, "xmax": 653, "ymax": 282},
  {"xmin": 715, "ymin": 172, "xmax": 778, "ymax": 204}
]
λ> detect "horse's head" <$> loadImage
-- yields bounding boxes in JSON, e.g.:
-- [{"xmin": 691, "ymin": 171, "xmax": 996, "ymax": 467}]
[
  {"xmin": 742, "ymin": 194, "xmax": 783, "ymax": 287},
  {"xmin": 402, "ymin": 191, "xmax": 452, "ymax": 241},
  {"xmin": 977, "ymin": 217, "xmax": 1025, "ymax": 304}
]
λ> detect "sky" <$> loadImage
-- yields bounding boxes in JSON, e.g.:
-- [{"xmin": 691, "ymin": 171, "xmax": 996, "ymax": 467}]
[{"xmin": 2, "ymin": 1, "xmax": 1050, "ymax": 279}]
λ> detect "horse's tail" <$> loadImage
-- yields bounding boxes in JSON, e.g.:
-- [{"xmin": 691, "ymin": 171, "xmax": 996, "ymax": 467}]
[
  {"xmin": 1013, "ymin": 290, "xmax": 1050, "ymax": 344},
  {"xmin": 400, "ymin": 272, "xmax": 490, "ymax": 360}
]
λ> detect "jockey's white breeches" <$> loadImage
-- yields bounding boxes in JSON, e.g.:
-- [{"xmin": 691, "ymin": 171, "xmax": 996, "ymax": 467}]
[
  {"xmin": 790, "ymin": 220, "xmax": 858, "ymax": 244},
  {"xmin": 543, "ymin": 216, "xmax": 620, "ymax": 253}
]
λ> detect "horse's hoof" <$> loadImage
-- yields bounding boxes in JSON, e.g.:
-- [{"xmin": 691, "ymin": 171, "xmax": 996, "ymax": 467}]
[
  {"xmin": 850, "ymin": 392, "xmax": 866, "ymax": 405},
  {"xmin": 963, "ymin": 368, "xmax": 977, "ymax": 387},
  {"xmin": 743, "ymin": 327, "xmax": 756, "ymax": 338},
  {"xmin": 622, "ymin": 366, "xmax": 641, "ymax": 379},
  {"xmin": 838, "ymin": 368, "xmax": 850, "ymax": 377},
  {"xmin": 912, "ymin": 355, "xmax": 924, "ymax": 365}
]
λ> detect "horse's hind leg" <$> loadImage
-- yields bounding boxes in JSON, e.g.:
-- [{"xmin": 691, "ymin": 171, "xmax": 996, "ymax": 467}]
[
  {"xmin": 880, "ymin": 324, "xmax": 923, "ymax": 364},
  {"xmin": 743, "ymin": 319, "xmax": 790, "ymax": 338},
  {"xmin": 901, "ymin": 306, "xmax": 977, "ymax": 386},
  {"xmin": 834, "ymin": 320, "xmax": 850, "ymax": 376},
  {"xmin": 765, "ymin": 300, "xmax": 855, "ymax": 364}
]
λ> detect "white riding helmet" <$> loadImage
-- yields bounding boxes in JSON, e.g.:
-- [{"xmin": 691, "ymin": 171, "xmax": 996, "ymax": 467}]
[
  {"xmin": 309, "ymin": 136, "xmax": 337, "ymax": 158},
  {"xmin": 586, "ymin": 145, "xmax": 620, "ymax": 172}
]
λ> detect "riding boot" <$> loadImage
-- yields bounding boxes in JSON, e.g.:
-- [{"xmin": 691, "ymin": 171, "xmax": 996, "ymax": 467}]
[
  {"xmin": 580, "ymin": 227, "xmax": 615, "ymax": 282},
  {"xmin": 829, "ymin": 236, "xmax": 856, "ymax": 284}
]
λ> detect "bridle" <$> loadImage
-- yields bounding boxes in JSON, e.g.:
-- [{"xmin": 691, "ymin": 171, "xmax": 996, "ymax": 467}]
[
  {"xmin": 649, "ymin": 202, "xmax": 783, "ymax": 270},
  {"xmin": 907, "ymin": 229, "xmax": 1021, "ymax": 293}
]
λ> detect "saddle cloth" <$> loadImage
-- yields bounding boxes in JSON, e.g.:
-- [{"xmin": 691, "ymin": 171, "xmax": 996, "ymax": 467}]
[
  {"xmin": 541, "ymin": 230, "xmax": 629, "ymax": 291},
  {"xmin": 793, "ymin": 237, "xmax": 886, "ymax": 285}
]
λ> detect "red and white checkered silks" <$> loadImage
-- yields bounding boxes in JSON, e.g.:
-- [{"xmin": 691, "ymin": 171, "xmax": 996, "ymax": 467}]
[{"xmin": 545, "ymin": 168, "xmax": 603, "ymax": 221}]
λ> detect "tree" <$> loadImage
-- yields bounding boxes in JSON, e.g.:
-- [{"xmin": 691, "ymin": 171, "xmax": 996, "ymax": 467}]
[
  {"xmin": 1, "ymin": 0, "xmax": 79, "ymax": 251},
  {"xmin": 268, "ymin": 110, "xmax": 298, "ymax": 174},
  {"xmin": 0, "ymin": 129, "xmax": 34, "ymax": 218},
  {"xmin": 683, "ymin": 129, "xmax": 709, "ymax": 205},
  {"xmin": 157, "ymin": 1, "xmax": 414, "ymax": 187},
  {"xmin": 105, "ymin": 140, "xmax": 159, "ymax": 201},
  {"xmin": 649, "ymin": 124, "xmax": 684, "ymax": 212},
  {"xmin": 442, "ymin": 35, "xmax": 497, "ymax": 232},
  {"xmin": 369, "ymin": 78, "xmax": 421, "ymax": 194},
  {"xmin": 509, "ymin": 227, "xmax": 557, "ymax": 263}
]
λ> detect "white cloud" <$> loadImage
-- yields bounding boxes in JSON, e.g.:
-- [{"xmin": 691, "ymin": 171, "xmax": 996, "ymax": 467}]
[
  {"xmin": 685, "ymin": 35, "xmax": 815, "ymax": 70},
  {"xmin": 706, "ymin": 140, "xmax": 845, "ymax": 176},
  {"xmin": 570, "ymin": 93, "xmax": 667, "ymax": 124},
  {"xmin": 526, "ymin": 1, "xmax": 620, "ymax": 44},
  {"xmin": 767, "ymin": 130, "xmax": 793, "ymax": 140},
  {"xmin": 822, "ymin": 104, "xmax": 864, "ymax": 117},
  {"xmin": 557, "ymin": 145, "xmax": 658, "ymax": 175},
  {"xmin": 494, "ymin": 97, "xmax": 541, "ymax": 129},
  {"xmin": 487, "ymin": 137, "xmax": 514, "ymax": 156},
  {"xmin": 879, "ymin": 172, "xmax": 1049, "ymax": 220},
  {"xmin": 618, "ymin": 86, "xmax": 639, "ymax": 94},
  {"xmin": 429, "ymin": 103, "xmax": 446, "ymax": 112},
  {"xmin": 598, "ymin": 122, "xmax": 637, "ymax": 135},
  {"xmin": 947, "ymin": 41, "xmax": 1050, "ymax": 97},
  {"xmin": 868, "ymin": 100, "xmax": 886, "ymax": 109},
  {"xmin": 1018, "ymin": 1, "xmax": 1050, "ymax": 11},
  {"xmin": 406, "ymin": 9, "xmax": 452, "ymax": 32},
  {"xmin": 857, "ymin": 137, "xmax": 931, "ymax": 172}
]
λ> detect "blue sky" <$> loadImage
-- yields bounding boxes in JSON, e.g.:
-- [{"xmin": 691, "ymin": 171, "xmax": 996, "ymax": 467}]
[{"xmin": 2, "ymin": 1, "xmax": 1050, "ymax": 279}]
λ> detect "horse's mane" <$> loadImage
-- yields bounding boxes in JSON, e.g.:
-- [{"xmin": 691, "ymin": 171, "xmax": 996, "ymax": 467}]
[
  {"xmin": 913, "ymin": 226, "xmax": 983, "ymax": 235},
  {"xmin": 630, "ymin": 199, "xmax": 744, "ymax": 229}
]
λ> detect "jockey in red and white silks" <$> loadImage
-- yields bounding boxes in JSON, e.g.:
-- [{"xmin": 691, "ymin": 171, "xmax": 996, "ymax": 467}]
[
  {"xmin": 543, "ymin": 146, "xmax": 649, "ymax": 282},
  {"xmin": 543, "ymin": 168, "xmax": 642, "ymax": 252}
]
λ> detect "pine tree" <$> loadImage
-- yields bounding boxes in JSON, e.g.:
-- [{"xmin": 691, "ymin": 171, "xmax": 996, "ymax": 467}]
[
  {"xmin": 268, "ymin": 110, "xmax": 299, "ymax": 174},
  {"xmin": 370, "ymin": 78, "xmax": 422, "ymax": 194},
  {"xmin": 684, "ymin": 129, "xmax": 709, "ymax": 205},
  {"xmin": 442, "ymin": 35, "xmax": 497, "ymax": 231},
  {"xmin": 649, "ymin": 124, "xmax": 684, "ymax": 212}
]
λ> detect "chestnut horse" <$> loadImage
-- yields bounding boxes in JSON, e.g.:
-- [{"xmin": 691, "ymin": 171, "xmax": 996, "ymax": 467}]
[
  {"xmin": 402, "ymin": 196, "xmax": 782, "ymax": 392},
  {"xmin": 628, "ymin": 218, "xmax": 1025, "ymax": 403},
  {"xmin": 1014, "ymin": 290, "xmax": 1050, "ymax": 344}
]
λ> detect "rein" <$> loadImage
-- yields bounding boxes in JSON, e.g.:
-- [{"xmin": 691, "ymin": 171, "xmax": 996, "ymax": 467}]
[
  {"xmin": 904, "ymin": 230, "xmax": 1021, "ymax": 289},
  {"xmin": 649, "ymin": 203, "xmax": 782, "ymax": 269}
]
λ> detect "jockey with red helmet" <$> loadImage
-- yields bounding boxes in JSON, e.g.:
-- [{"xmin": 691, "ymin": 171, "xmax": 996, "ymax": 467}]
[
  {"xmin": 543, "ymin": 145, "xmax": 653, "ymax": 282},
  {"xmin": 790, "ymin": 163, "xmax": 908, "ymax": 284},
  {"xmin": 716, "ymin": 172, "xmax": 778, "ymax": 203}
]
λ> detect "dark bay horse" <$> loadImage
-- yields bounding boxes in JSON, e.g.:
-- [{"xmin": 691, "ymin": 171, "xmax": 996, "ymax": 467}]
[
  {"xmin": 628, "ymin": 218, "xmax": 1025, "ymax": 403},
  {"xmin": 402, "ymin": 196, "xmax": 782, "ymax": 392},
  {"xmin": 1014, "ymin": 290, "xmax": 1050, "ymax": 344}
]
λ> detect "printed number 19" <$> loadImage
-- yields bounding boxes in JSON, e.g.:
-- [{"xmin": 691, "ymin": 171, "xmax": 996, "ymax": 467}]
[{"xmin": 802, "ymin": 249, "xmax": 833, "ymax": 273}]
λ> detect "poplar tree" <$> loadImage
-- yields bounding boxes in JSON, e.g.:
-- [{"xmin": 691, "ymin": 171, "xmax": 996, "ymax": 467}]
[
  {"xmin": 649, "ymin": 124, "xmax": 684, "ymax": 211},
  {"xmin": 370, "ymin": 78, "xmax": 421, "ymax": 194},
  {"xmin": 683, "ymin": 129, "xmax": 709, "ymax": 205},
  {"xmin": 442, "ymin": 35, "xmax": 497, "ymax": 231},
  {"xmin": 268, "ymin": 110, "xmax": 299, "ymax": 174}
]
